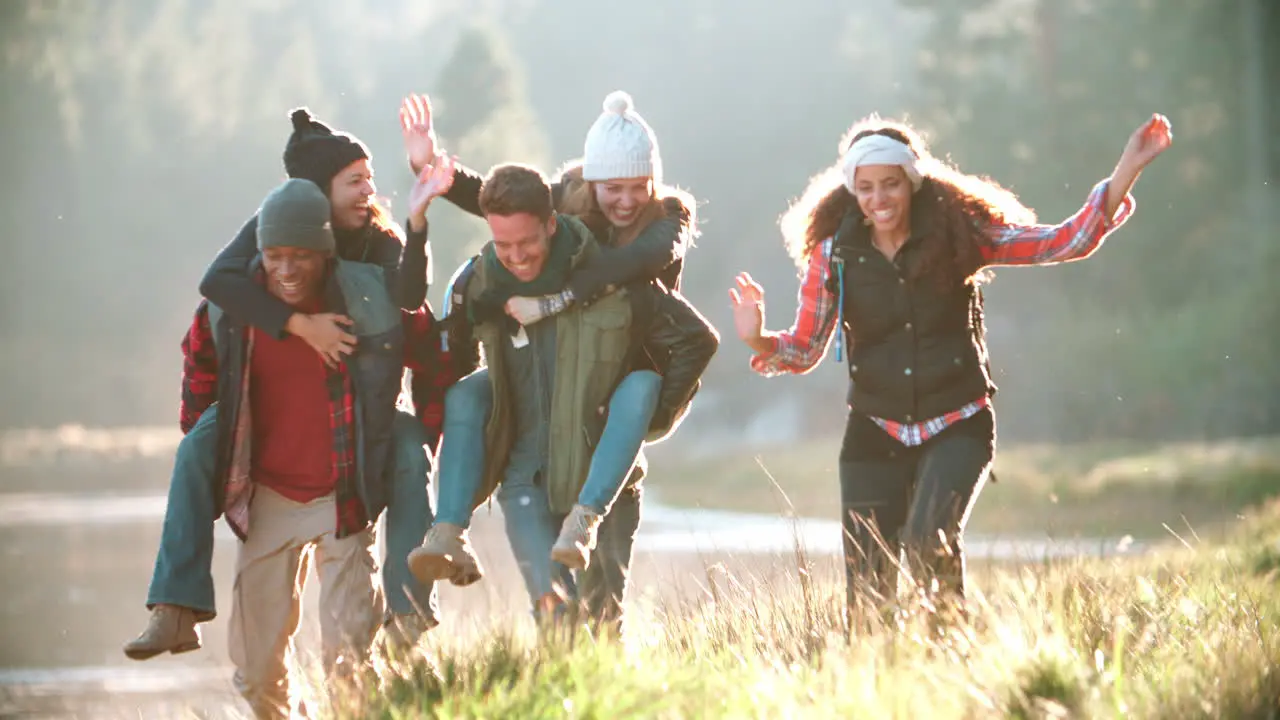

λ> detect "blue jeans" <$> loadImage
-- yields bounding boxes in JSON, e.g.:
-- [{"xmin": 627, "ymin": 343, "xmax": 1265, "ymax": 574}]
[
  {"xmin": 437, "ymin": 368, "xmax": 657, "ymax": 630},
  {"xmin": 382, "ymin": 412, "xmax": 439, "ymax": 619},
  {"xmin": 434, "ymin": 369, "xmax": 661, "ymax": 525},
  {"xmin": 498, "ymin": 480, "xmax": 642, "ymax": 631},
  {"xmin": 580, "ymin": 371, "xmax": 661, "ymax": 513},
  {"xmin": 145, "ymin": 406, "xmax": 438, "ymax": 623},
  {"xmin": 433, "ymin": 370, "xmax": 493, "ymax": 528},
  {"xmin": 146, "ymin": 407, "xmax": 220, "ymax": 621},
  {"xmin": 496, "ymin": 481, "xmax": 575, "ymax": 610}
]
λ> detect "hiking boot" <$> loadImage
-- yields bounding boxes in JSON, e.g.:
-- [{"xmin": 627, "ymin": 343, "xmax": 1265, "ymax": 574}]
[
  {"xmin": 123, "ymin": 604, "xmax": 201, "ymax": 660},
  {"xmin": 550, "ymin": 504, "xmax": 603, "ymax": 570},
  {"xmin": 407, "ymin": 523, "xmax": 483, "ymax": 586}
]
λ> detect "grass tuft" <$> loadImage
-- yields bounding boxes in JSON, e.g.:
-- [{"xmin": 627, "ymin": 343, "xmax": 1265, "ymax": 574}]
[{"xmin": 322, "ymin": 503, "xmax": 1280, "ymax": 719}]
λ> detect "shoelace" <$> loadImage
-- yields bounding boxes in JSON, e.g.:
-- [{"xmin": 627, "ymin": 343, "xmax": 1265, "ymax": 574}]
[{"xmin": 568, "ymin": 510, "xmax": 599, "ymax": 544}]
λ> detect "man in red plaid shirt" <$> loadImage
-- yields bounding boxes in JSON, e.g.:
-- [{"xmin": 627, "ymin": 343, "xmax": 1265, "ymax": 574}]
[
  {"xmin": 127, "ymin": 110, "xmax": 461, "ymax": 669},
  {"xmin": 123, "ymin": 177, "xmax": 457, "ymax": 718}
]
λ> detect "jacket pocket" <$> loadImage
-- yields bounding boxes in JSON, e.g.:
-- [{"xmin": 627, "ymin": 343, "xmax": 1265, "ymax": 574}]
[
  {"xmin": 581, "ymin": 305, "xmax": 631, "ymax": 363},
  {"xmin": 353, "ymin": 327, "xmax": 405, "ymax": 414}
]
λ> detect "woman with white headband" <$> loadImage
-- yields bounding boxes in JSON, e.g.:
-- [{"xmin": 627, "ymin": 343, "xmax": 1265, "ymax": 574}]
[{"xmin": 729, "ymin": 114, "xmax": 1173, "ymax": 622}]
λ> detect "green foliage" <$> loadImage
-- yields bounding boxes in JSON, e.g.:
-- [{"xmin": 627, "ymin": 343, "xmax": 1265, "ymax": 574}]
[
  {"xmin": 0, "ymin": 0, "xmax": 1274, "ymax": 442},
  {"xmin": 905, "ymin": 0, "xmax": 1279, "ymax": 441},
  {"xmin": 431, "ymin": 25, "xmax": 525, "ymax": 141}
]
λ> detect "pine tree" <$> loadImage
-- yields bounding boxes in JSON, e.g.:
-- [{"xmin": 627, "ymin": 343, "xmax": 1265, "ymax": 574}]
[{"xmin": 426, "ymin": 23, "xmax": 552, "ymax": 307}]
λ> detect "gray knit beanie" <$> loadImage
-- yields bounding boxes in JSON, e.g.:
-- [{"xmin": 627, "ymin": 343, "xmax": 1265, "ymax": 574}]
[
  {"xmin": 581, "ymin": 91, "xmax": 662, "ymax": 183},
  {"xmin": 257, "ymin": 179, "xmax": 335, "ymax": 254}
]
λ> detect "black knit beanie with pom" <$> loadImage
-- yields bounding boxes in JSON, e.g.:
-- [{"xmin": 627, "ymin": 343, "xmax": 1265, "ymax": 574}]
[{"xmin": 281, "ymin": 107, "xmax": 371, "ymax": 193}]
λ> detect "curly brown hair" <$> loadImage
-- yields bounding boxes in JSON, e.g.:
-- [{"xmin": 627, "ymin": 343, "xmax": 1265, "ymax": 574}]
[
  {"xmin": 780, "ymin": 116, "xmax": 1036, "ymax": 286},
  {"xmin": 553, "ymin": 160, "xmax": 697, "ymax": 247}
]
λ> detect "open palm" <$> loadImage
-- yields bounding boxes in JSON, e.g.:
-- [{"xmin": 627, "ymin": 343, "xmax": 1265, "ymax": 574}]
[
  {"xmin": 728, "ymin": 272, "xmax": 766, "ymax": 343},
  {"xmin": 409, "ymin": 153, "xmax": 456, "ymax": 217},
  {"xmin": 399, "ymin": 93, "xmax": 437, "ymax": 173}
]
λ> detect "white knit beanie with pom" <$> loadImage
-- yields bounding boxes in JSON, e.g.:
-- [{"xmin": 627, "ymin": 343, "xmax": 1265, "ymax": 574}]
[{"xmin": 582, "ymin": 90, "xmax": 662, "ymax": 183}]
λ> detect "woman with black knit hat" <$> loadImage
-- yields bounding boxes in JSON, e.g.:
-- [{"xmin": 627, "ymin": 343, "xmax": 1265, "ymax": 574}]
[
  {"xmin": 729, "ymin": 113, "xmax": 1172, "ymax": 624},
  {"xmin": 202, "ymin": 108, "xmax": 430, "ymax": 365}
]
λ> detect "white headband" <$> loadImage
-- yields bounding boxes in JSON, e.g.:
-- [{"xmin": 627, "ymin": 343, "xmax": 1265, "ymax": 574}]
[{"xmin": 840, "ymin": 134, "xmax": 923, "ymax": 193}]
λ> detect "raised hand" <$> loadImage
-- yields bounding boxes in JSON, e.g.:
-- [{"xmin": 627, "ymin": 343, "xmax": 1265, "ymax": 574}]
[
  {"xmin": 409, "ymin": 152, "xmax": 456, "ymax": 222},
  {"xmin": 728, "ymin": 272, "xmax": 771, "ymax": 353},
  {"xmin": 1118, "ymin": 113, "xmax": 1173, "ymax": 173},
  {"xmin": 399, "ymin": 93, "xmax": 437, "ymax": 174},
  {"xmin": 1106, "ymin": 113, "xmax": 1173, "ymax": 216}
]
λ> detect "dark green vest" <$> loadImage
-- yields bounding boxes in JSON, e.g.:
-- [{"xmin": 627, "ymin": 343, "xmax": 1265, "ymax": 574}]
[{"xmin": 467, "ymin": 217, "xmax": 637, "ymax": 514}]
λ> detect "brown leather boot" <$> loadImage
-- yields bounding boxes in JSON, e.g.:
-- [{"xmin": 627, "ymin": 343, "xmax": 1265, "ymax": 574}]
[{"xmin": 123, "ymin": 604, "xmax": 202, "ymax": 660}]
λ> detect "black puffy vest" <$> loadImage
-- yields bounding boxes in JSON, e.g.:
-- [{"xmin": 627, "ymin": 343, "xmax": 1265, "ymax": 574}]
[{"xmin": 828, "ymin": 215, "xmax": 994, "ymax": 423}]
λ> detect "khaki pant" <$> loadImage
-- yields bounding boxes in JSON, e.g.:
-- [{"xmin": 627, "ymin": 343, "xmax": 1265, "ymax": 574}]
[{"xmin": 228, "ymin": 487, "xmax": 383, "ymax": 719}]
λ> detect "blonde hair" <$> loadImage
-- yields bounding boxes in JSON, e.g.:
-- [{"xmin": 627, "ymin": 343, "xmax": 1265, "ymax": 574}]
[{"xmin": 553, "ymin": 160, "xmax": 696, "ymax": 247}]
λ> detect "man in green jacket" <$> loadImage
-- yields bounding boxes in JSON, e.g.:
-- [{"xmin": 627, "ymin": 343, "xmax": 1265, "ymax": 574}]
[{"xmin": 411, "ymin": 162, "xmax": 718, "ymax": 631}]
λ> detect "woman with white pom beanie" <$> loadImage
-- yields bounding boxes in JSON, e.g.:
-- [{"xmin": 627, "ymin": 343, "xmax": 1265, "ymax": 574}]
[
  {"xmin": 401, "ymin": 89, "xmax": 714, "ymax": 635},
  {"xmin": 581, "ymin": 90, "xmax": 663, "ymax": 186},
  {"xmin": 403, "ymin": 89, "xmax": 693, "ymax": 295}
]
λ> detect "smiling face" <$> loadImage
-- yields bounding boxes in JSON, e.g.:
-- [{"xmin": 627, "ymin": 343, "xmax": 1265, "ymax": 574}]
[
  {"xmin": 486, "ymin": 212, "xmax": 556, "ymax": 282},
  {"xmin": 593, "ymin": 177, "xmax": 653, "ymax": 228},
  {"xmin": 262, "ymin": 246, "xmax": 328, "ymax": 307},
  {"xmin": 329, "ymin": 159, "xmax": 375, "ymax": 230},
  {"xmin": 851, "ymin": 164, "xmax": 913, "ymax": 236}
]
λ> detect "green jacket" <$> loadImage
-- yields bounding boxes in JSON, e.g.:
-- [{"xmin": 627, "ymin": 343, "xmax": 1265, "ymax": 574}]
[{"xmin": 468, "ymin": 215, "xmax": 648, "ymax": 514}]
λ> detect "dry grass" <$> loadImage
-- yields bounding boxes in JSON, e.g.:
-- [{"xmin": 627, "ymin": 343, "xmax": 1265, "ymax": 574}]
[{"xmin": 323, "ymin": 500, "xmax": 1280, "ymax": 719}]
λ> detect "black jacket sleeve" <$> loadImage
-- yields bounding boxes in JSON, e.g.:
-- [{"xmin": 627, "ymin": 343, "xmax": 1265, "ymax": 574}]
[
  {"xmin": 198, "ymin": 214, "xmax": 297, "ymax": 340},
  {"xmin": 638, "ymin": 284, "xmax": 720, "ymax": 440},
  {"xmin": 567, "ymin": 197, "xmax": 693, "ymax": 304},
  {"xmin": 409, "ymin": 151, "xmax": 486, "ymax": 218},
  {"xmin": 441, "ymin": 164, "xmax": 486, "ymax": 218},
  {"xmin": 387, "ymin": 218, "xmax": 429, "ymax": 311}
]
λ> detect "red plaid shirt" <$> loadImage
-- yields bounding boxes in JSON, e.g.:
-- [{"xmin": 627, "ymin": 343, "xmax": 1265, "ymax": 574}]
[
  {"xmin": 751, "ymin": 178, "xmax": 1136, "ymax": 445},
  {"xmin": 401, "ymin": 305, "xmax": 454, "ymax": 451},
  {"xmin": 180, "ymin": 301, "xmax": 455, "ymax": 533},
  {"xmin": 180, "ymin": 303, "xmax": 452, "ymax": 439},
  {"xmin": 179, "ymin": 304, "xmax": 220, "ymax": 435}
]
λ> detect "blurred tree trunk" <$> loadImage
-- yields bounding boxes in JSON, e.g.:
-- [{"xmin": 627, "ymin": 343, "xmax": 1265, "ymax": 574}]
[{"xmin": 1034, "ymin": 0, "xmax": 1058, "ymax": 153}]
